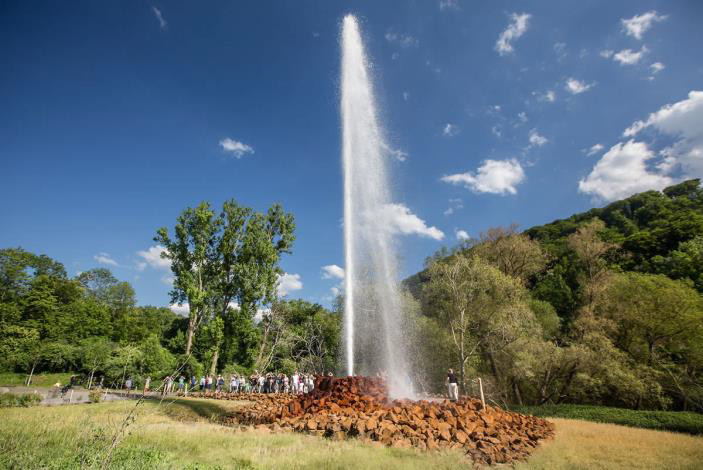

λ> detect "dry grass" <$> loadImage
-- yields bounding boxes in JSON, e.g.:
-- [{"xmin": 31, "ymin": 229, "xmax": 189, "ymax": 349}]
[
  {"xmin": 515, "ymin": 418, "xmax": 703, "ymax": 470},
  {"xmin": 1, "ymin": 397, "xmax": 701, "ymax": 469}
]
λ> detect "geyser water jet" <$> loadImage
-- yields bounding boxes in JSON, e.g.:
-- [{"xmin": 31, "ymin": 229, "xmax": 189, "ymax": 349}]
[{"xmin": 340, "ymin": 15, "xmax": 413, "ymax": 398}]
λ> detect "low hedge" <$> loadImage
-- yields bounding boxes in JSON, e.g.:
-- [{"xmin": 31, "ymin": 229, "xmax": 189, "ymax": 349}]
[{"xmin": 511, "ymin": 404, "xmax": 703, "ymax": 435}]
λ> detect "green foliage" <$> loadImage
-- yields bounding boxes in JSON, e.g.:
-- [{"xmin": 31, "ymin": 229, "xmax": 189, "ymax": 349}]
[
  {"xmin": 0, "ymin": 392, "xmax": 41, "ymax": 408},
  {"xmin": 512, "ymin": 404, "xmax": 703, "ymax": 435}
]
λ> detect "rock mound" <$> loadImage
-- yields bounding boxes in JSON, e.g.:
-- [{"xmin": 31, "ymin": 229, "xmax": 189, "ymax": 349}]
[{"xmin": 205, "ymin": 376, "xmax": 554, "ymax": 466}]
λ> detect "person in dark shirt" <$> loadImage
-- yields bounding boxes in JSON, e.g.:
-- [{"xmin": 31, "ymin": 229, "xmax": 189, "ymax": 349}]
[{"xmin": 445, "ymin": 368, "xmax": 459, "ymax": 402}]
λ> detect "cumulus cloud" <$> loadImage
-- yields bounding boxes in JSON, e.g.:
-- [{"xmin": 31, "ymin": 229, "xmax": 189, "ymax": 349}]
[
  {"xmin": 517, "ymin": 112, "xmax": 528, "ymax": 124},
  {"xmin": 455, "ymin": 229, "xmax": 470, "ymax": 241},
  {"xmin": 136, "ymin": 245, "xmax": 170, "ymax": 270},
  {"xmin": 599, "ymin": 49, "xmax": 614, "ymax": 59},
  {"xmin": 442, "ymin": 159, "xmax": 525, "ymax": 195},
  {"xmin": 374, "ymin": 204, "xmax": 444, "ymax": 240},
  {"xmin": 219, "ymin": 138, "xmax": 254, "ymax": 158},
  {"xmin": 385, "ymin": 31, "xmax": 419, "ymax": 48},
  {"xmin": 623, "ymin": 90, "xmax": 703, "ymax": 179},
  {"xmin": 612, "ymin": 46, "xmax": 648, "ymax": 65},
  {"xmin": 321, "ymin": 264, "xmax": 345, "ymax": 280},
  {"xmin": 584, "ymin": 143, "xmax": 605, "ymax": 156},
  {"xmin": 581, "ymin": 90, "xmax": 703, "ymax": 201},
  {"xmin": 94, "ymin": 253, "xmax": 118, "ymax": 267},
  {"xmin": 277, "ymin": 273, "xmax": 303, "ymax": 296},
  {"xmin": 170, "ymin": 303, "xmax": 189, "ymax": 316},
  {"xmin": 622, "ymin": 11, "xmax": 667, "ymax": 40},
  {"xmin": 528, "ymin": 129, "xmax": 548, "ymax": 148},
  {"xmin": 565, "ymin": 78, "xmax": 595, "ymax": 94},
  {"xmin": 443, "ymin": 123, "xmax": 460, "ymax": 137},
  {"xmin": 495, "ymin": 13, "xmax": 530, "ymax": 56},
  {"xmin": 578, "ymin": 140, "xmax": 673, "ymax": 201},
  {"xmin": 152, "ymin": 6, "xmax": 167, "ymax": 30}
]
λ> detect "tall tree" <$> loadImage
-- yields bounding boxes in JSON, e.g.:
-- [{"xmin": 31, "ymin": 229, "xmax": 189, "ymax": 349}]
[{"xmin": 156, "ymin": 202, "xmax": 219, "ymax": 356}]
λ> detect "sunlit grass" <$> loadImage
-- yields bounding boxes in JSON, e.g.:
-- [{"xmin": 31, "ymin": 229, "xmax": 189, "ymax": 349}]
[
  {"xmin": 0, "ymin": 371, "xmax": 73, "ymax": 387},
  {"xmin": 1, "ymin": 397, "xmax": 701, "ymax": 469}
]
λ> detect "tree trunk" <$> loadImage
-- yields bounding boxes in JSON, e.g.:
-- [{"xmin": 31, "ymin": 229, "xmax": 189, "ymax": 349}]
[
  {"xmin": 209, "ymin": 348, "xmax": 219, "ymax": 376},
  {"xmin": 512, "ymin": 380, "xmax": 524, "ymax": 406},
  {"xmin": 88, "ymin": 370, "xmax": 95, "ymax": 390},
  {"xmin": 185, "ymin": 314, "xmax": 196, "ymax": 356},
  {"xmin": 26, "ymin": 362, "xmax": 36, "ymax": 386}
]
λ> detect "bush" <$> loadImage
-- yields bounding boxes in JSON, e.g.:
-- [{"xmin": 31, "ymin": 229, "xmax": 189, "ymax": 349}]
[
  {"xmin": 89, "ymin": 390, "xmax": 102, "ymax": 403},
  {"xmin": 512, "ymin": 404, "xmax": 703, "ymax": 435},
  {"xmin": 0, "ymin": 392, "xmax": 42, "ymax": 407}
]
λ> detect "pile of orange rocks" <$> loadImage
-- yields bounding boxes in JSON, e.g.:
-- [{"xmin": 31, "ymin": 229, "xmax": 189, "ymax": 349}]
[{"xmin": 202, "ymin": 376, "xmax": 554, "ymax": 466}]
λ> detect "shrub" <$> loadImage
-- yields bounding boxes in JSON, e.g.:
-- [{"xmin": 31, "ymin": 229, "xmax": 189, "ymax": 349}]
[
  {"xmin": 89, "ymin": 390, "xmax": 102, "ymax": 403},
  {"xmin": 512, "ymin": 404, "xmax": 703, "ymax": 435},
  {"xmin": 0, "ymin": 392, "xmax": 42, "ymax": 407}
]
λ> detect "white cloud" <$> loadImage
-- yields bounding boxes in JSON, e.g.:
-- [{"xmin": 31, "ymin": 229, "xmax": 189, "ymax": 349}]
[
  {"xmin": 622, "ymin": 11, "xmax": 667, "ymax": 40},
  {"xmin": 528, "ymin": 129, "xmax": 548, "ymax": 148},
  {"xmin": 321, "ymin": 264, "xmax": 345, "ymax": 280},
  {"xmin": 443, "ymin": 123, "xmax": 460, "ymax": 137},
  {"xmin": 443, "ymin": 198, "xmax": 463, "ymax": 216},
  {"xmin": 402, "ymin": 91, "xmax": 410, "ymax": 101},
  {"xmin": 219, "ymin": 138, "xmax": 254, "ymax": 158},
  {"xmin": 136, "ymin": 245, "xmax": 170, "ymax": 270},
  {"xmin": 330, "ymin": 286, "xmax": 341, "ymax": 297},
  {"xmin": 565, "ymin": 78, "xmax": 595, "ymax": 94},
  {"xmin": 439, "ymin": 0, "xmax": 459, "ymax": 11},
  {"xmin": 599, "ymin": 49, "xmax": 614, "ymax": 59},
  {"xmin": 578, "ymin": 140, "xmax": 673, "ymax": 201},
  {"xmin": 495, "ymin": 13, "xmax": 530, "ymax": 56},
  {"xmin": 612, "ymin": 46, "xmax": 648, "ymax": 65},
  {"xmin": 455, "ymin": 229, "xmax": 470, "ymax": 241},
  {"xmin": 161, "ymin": 274, "xmax": 174, "ymax": 285},
  {"xmin": 375, "ymin": 203, "xmax": 444, "ymax": 240},
  {"xmin": 442, "ymin": 159, "xmax": 525, "ymax": 195},
  {"xmin": 385, "ymin": 31, "xmax": 419, "ymax": 48},
  {"xmin": 623, "ymin": 90, "xmax": 703, "ymax": 179},
  {"xmin": 387, "ymin": 146, "xmax": 408, "ymax": 162},
  {"xmin": 533, "ymin": 90, "xmax": 556, "ymax": 103},
  {"xmin": 170, "ymin": 303, "xmax": 189, "ymax": 316},
  {"xmin": 650, "ymin": 62, "xmax": 665, "ymax": 74},
  {"xmin": 277, "ymin": 273, "xmax": 303, "ymax": 296},
  {"xmin": 491, "ymin": 126, "xmax": 502, "ymax": 138},
  {"xmin": 584, "ymin": 143, "xmax": 605, "ymax": 156},
  {"xmin": 94, "ymin": 252, "xmax": 118, "ymax": 267},
  {"xmin": 517, "ymin": 112, "xmax": 528, "ymax": 124},
  {"xmin": 152, "ymin": 6, "xmax": 167, "ymax": 30}
]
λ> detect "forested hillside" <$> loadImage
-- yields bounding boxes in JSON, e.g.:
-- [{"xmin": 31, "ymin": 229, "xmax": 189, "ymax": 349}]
[{"xmin": 404, "ymin": 179, "xmax": 703, "ymax": 412}]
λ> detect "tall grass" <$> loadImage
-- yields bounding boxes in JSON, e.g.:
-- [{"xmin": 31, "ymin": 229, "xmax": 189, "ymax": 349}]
[{"xmin": 0, "ymin": 371, "xmax": 74, "ymax": 387}]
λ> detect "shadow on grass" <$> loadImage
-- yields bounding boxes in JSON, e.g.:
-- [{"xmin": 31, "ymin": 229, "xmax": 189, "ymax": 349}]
[{"xmin": 159, "ymin": 397, "xmax": 238, "ymax": 424}]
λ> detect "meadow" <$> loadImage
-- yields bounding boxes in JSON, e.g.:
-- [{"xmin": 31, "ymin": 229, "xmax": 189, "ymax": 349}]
[{"xmin": 1, "ymin": 397, "xmax": 702, "ymax": 469}]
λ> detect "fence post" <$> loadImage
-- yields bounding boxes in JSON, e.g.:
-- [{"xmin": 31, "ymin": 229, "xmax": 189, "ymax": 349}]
[
  {"xmin": 69, "ymin": 389, "xmax": 74, "ymax": 404},
  {"xmin": 478, "ymin": 377, "xmax": 486, "ymax": 411}
]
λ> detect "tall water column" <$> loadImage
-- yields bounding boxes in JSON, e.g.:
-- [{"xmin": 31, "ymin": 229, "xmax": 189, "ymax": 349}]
[{"xmin": 340, "ymin": 15, "xmax": 413, "ymax": 398}]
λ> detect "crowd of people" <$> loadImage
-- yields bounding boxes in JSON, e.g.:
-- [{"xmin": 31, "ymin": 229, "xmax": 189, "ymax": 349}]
[{"xmin": 134, "ymin": 370, "xmax": 325, "ymax": 396}]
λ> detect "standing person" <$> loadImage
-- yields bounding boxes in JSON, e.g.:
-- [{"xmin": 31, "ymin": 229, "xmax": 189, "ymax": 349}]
[
  {"xmin": 283, "ymin": 374, "xmax": 289, "ymax": 394},
  {"xmin": 292, "ymin": 370, "xmax": 299, "ymax": 394},
  {"xmin": 446, "ymin": 368, "xmax": 459, "ymax": 402},
  {"xmin": 230, "ymin": 375, "xmax": 236, "ymax": 393},
  {"xmin": 143, "ymin": 376, "xmax": 151, "ymax": 395},
  {"xmin": 191, "ymin": 375, "xmax": 197, "ymax": 391},
  {"xmin": 217, "ymin": 375, "xmax": 224, "ymax": 392},
  {"xmin": 125, "ymin": 377, "xmax": 132, "ymax": 397},
  {"xmin": 199, "ymin": 376, "xmax": 205, "ymax": 391},
  {"xmin": 178, "ymin": 375, "xmax": 185, "ymax": 393},
  {"xmin": 205, "ymin": 375, "xmax": 211, "ymax": 392}
]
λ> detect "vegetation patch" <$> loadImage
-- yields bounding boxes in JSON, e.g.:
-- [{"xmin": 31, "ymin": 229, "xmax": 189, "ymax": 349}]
[
  {"xmin": 512, "ymin": 404, "xmax": 703, "ymax": 435},
  {"xmin": 0, "ymin": 391, "xmax": 41, "ymax": 407}
]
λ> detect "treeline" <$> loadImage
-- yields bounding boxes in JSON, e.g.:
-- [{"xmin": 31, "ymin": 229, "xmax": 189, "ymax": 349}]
[
  {"xmin": 404, "ymin": 179, "xmax": 703, "ymax": 412},
  {"xmin": 0, "ymin": 199, "xmax": 340, "ymax": 387}
]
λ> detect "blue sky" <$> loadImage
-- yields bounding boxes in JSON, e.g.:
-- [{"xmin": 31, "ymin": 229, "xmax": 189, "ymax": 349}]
[{"xmin": 2, "ymin": 1, "xmax": 702, "ymax": 309}]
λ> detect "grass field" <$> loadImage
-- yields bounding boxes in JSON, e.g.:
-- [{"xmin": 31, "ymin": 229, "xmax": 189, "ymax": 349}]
[{"xmin": 1, "ymin": 397, "xmax": 702, "ymax": 469}]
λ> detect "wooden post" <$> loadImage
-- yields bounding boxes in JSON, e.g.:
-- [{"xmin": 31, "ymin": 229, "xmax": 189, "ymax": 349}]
[
  {"xmin": 69, "ymin": 389, "xmax": 74, "ymax": 404},
  {"xmin": 103, "ymin": 389, "xmax": 108, "ymax": 401},
  {"xmin": 478, "ymin": 377, "xmax": 486, "ymax": 411}
]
